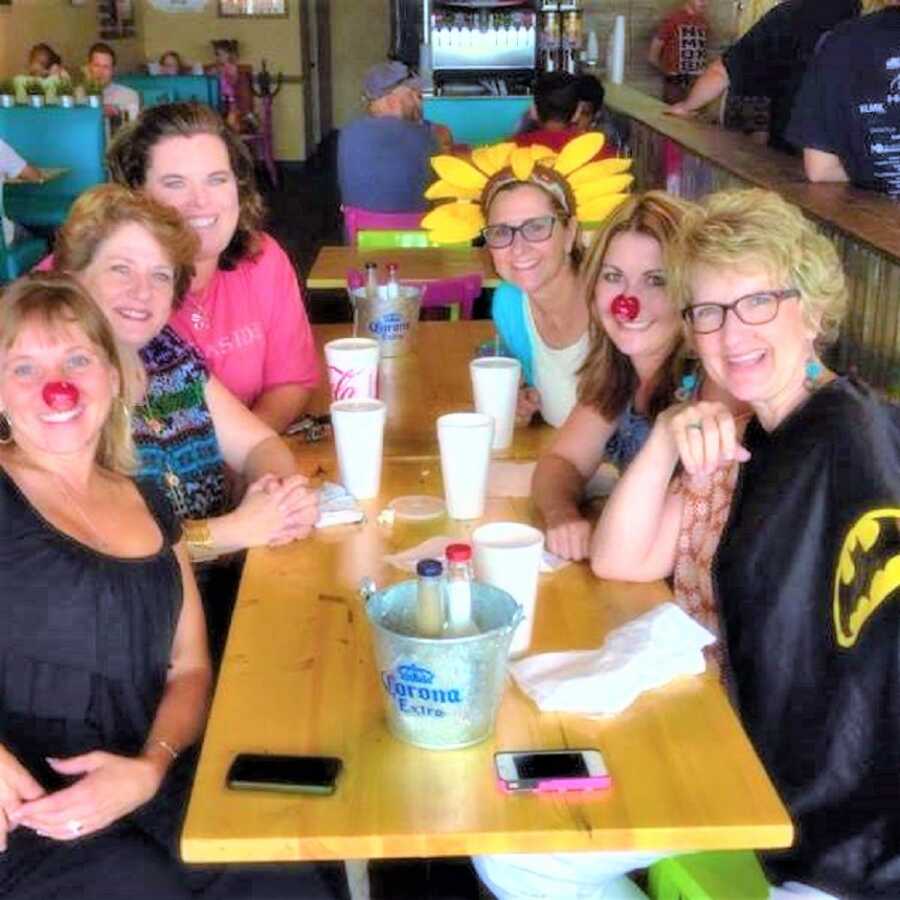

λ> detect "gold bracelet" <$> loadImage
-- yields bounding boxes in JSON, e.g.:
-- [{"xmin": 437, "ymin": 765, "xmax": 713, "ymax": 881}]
[
  {"xmin": 183, "ymin": 518, "xmax": 213, "ymax": 550},
  {"xmin": 146, "ymin": 738, "xmax": 179, "ymax": 762}
]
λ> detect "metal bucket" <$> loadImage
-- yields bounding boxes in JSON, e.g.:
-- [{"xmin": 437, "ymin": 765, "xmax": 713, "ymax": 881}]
[
  {"xmin": 350, "ymin": 285, "xmax": 421, "ymax": 358},
  {"xmin": 363, "ymin": 579, "xmax": 522, "ymax": 750}
]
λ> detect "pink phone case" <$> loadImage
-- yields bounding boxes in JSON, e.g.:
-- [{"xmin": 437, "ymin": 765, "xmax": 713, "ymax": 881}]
[{"xmin": 496, "ymin": 775, "xmax": 612, "ymax": 794}]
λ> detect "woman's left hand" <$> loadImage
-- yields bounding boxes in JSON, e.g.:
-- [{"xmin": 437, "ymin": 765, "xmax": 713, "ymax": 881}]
[{"xmin": 10, "ymin": 751, "xmax": 164, "ymax": 841}]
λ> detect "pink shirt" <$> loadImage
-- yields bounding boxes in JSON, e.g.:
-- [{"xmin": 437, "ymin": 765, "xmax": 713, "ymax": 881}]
[{"xmin": 170, "ymin": 233, "xmax": 319, "ymax": 408}]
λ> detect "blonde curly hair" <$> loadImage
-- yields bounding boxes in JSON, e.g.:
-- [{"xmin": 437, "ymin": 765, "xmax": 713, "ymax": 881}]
[{"xmin": 670, "ymin": 188, "xmax": 847, "ymax": 347}]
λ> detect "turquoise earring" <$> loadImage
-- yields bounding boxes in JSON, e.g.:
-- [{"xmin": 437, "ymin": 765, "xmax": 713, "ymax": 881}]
[
  {"xmin": 804, "ymin": 358, "xmax": 823, "ymax": 392},
  {"xmin": 675, "ymin": 372, "xmax": 698, "ymax": 403}
]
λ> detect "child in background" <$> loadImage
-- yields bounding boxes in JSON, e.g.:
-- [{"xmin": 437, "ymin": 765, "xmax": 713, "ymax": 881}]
[{"xmin": 648, "ymin": 0, "xmax": 709, "ymax": 104}]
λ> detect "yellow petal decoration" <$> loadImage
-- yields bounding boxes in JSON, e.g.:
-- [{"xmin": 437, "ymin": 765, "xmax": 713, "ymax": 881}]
[
  {"xmin": 425, "ymin": 179, "xmax": 481, "ymax": 201},
  {"xmin": 529, "ymin": 144, "xmax": 556, "ymax": 163},
  {"xmin": 510, "ymin": 146, "xmax": 537, "ymax": 181},
  {"xmin": 420, "ymin": 201, "xmax": 485, "ymax": 245},
  {"xmin": 568, "ymin": 157, "xmax": 633, "ymax": 187},
  {"xmin": 573, "ymin": 174, "xmax": 635, "ymax": 204},
  {"xmin": 553, "ymin": 132, "xmax": 605, "ymax": 175},
  {"xmin": 431, "ymin": 155, "xmax": 488, "ymax": 191},
  {"xmin": 471, "ymin": 142, "xmax": 515, "ymax": 177},
  {"xmin": 422, "ymin": 133, "xmax": 633, "ymax": 245},
  {"xmin": 578, "ymin": 193, "xmax": 630, "ymax": 223}
]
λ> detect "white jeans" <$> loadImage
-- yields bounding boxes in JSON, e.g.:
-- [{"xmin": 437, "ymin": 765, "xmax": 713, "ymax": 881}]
[{"xmin": 473, "ymin": 852, "xmax": 665, "ymax": 900}]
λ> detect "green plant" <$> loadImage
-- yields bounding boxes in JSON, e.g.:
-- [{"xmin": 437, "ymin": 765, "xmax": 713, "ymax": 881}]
[
  {"xmin": 57, "ymin": 76, "xmax": 74, "ymax": 96},
  {"xmin": 0, "ymin": 78, "xmax": 14, "ymax": 95},
  {"xmin": 83, "ymin": 77, "xmax": 104, "ymax": 96},
  {"xmin": 24, "ymin": 78, "xmax": 45, "ymax": 96}
]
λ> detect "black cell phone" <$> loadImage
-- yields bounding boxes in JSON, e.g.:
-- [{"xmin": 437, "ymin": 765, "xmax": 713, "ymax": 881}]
[{"xmin": 226, "ymin": 753, "xmax": 342, "ymax": 795}]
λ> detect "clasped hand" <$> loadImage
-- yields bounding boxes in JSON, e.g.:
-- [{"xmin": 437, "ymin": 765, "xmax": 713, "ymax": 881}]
[
  {"xmin": 1, "ymin": 745, "xmax": 162, "ymax": 846},
  {"xmin": 238, "ymin": 473, "xmax": 320, "ymax": 548}
]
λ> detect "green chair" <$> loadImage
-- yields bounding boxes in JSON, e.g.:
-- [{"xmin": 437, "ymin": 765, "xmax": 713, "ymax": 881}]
[
  {"xmin": 356, "ymin": 229, "xmax": 470, "ymax": 250},
  {"xmin": 647, "ymin": 852, "xmax": 769, "ymax": 900},
  {"xmin": 0, "ymin": 229, "xmax": 49, "ymax": 285}
]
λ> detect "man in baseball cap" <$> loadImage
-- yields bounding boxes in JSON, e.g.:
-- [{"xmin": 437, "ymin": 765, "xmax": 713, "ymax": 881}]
[{"xmin": 338, "ymin": 60, "xmax": 448, "ymax": 218}]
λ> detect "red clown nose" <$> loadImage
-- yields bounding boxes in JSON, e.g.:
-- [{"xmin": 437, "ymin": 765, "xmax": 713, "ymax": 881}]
[
  {"xmin": 610, "ymin": 294, "xmax": 640, "ymax": 321},
  {"xmin": 42, "ymin": 381, "xmax": 80, "ymax": 412}
]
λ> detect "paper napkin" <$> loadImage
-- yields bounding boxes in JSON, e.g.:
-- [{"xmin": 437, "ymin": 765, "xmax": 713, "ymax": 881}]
[
  {"xmin": 508, "ymin": 603, "xmax": 716, "ymax": 716},
  {"xmin": 315, "ymin": 482, "xmax": 365, "ymax": 528},
  {"xmin": 384, "ymin": 535, "xmax": 570, "ymax": 574}
]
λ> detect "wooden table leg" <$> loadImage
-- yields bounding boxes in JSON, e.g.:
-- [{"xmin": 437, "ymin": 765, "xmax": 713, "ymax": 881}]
[{"xmin": 344, "ymin": 859, "xmax": 370, "ymax": 900}]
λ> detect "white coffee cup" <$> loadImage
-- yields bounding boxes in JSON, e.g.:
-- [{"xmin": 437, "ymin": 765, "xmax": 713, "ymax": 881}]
[
  {"xmin": 324, "ymin": 337, "xmax": 380, "ymax": 401},
  {"xmin": 472, "ymin": 521, "xmax": 544, "ymax": 657},
  {"xmin": 470, "ymin": 356, "xmax": 521, "ymax": 450},
  {"xmin": 330, "ymin": 399, "xmax": 386, "ymax": 500},
  {"xmin": 436, "ymin": 412, "xmax": 493, "ymax": 519}
]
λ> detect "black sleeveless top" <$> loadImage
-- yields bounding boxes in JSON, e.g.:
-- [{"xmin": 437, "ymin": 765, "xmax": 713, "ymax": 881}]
[{"xmin": 0, "ymin": 467, "xmax": 183, "ymax": 791}]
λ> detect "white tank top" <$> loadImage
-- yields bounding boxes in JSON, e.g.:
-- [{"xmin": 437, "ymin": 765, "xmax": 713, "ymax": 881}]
[{"xmin": 523, "ymin": 295, "xmax": 590, "ymax": 428}]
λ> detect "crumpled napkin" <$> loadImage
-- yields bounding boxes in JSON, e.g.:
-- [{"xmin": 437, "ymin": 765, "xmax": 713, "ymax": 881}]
[
  {"xmin": 315, "ymin": 482, "xmax": 365, "ymax": 528},
  {"xmin": 384, "ymin": 535, "xmax": 570, "ymax": 574},
  {"xmin": 508, "ymin": 603, "xmax": 716, "ymax": 716}
]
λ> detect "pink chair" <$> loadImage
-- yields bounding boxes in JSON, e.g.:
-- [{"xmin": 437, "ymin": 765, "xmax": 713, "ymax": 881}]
[
  {"xmin": 346, "ymin": 270, "xmax": 481, "ymax": 320},
  {"xmin": 342, "ymin": 206, "xmax": 425, "ymax": 245}
]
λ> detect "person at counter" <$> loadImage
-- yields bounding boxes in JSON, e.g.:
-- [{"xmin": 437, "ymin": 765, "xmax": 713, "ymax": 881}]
[
  {"xmin": 667, "ymin": 0, "xmax": 859, "ymax": 152},
  {"xmin": 786, "ymin": 0, "xmax": 900, "ymax": 195},
  {"xmin": 337, "ymin": 61, "xmax": 438, "ymax": 215},
  {"xmin": 647, "ymin": 0, "xmax": 709, "ymax": 104}
]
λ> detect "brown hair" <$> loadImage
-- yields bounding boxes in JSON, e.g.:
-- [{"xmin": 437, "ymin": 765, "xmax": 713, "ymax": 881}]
[
  {"xmin": 107, "ymin": 102, "xmax": 264, "ymax": 270},
  {"xmin": 577, "ymin": 191, "xmax": 695, "ymax": 421},
  {"xmin": 55, "ymin": 183, "xmax": 199, "ymax": 308},
  {"xmin": 88, "ymin": 41, "xmax": 116, "ymax": 64},
  {"xmin": 0, "ymin": 273, "xmax": 136, "ymax": 473}
]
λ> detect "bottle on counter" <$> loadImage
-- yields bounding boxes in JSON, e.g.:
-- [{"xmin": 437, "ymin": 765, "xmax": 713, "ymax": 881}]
[
  {"xmin": 444, "ymin": 543, "xmax": 478, "ymax": 637},
  {"xmin": 416, "ymin": 558, "xmax": 445, "ymax": 638}
]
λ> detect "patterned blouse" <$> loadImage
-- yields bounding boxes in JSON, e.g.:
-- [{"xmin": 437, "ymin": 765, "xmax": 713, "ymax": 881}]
[{"xmin": 133, "ymin": 326, "xmax": 229, "ymax": 521}]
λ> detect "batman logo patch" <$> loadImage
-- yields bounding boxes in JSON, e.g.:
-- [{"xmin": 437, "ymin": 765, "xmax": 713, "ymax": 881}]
[{"xmin": 834, "ymin": 508, "xmax": 900, "ymax": 648}]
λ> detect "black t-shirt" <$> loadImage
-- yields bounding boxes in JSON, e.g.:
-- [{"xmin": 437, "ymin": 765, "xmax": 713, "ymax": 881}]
[
  {"xmin": 714, "ymin": 378, "xmax": 900, "ymax": 897},
  {"xmin": 786, "ymin": 9, "xmax": 900, "ymax": 197},
  {"xmin": 722, "ymin": 0, "xmax": 859, "ymax": 152}
]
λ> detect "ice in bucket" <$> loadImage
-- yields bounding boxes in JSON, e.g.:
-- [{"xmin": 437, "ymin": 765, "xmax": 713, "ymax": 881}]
[
  {"xmin": 350, "ymin": 284, "xmax": 421, "ymax": 358},
  {"xmin": 363, "ymin": 579, "xmax": 521, "ymax": 750}
]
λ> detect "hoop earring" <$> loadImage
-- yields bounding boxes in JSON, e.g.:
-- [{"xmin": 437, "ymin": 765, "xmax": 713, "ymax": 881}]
[
  {"xmin": 0, "ymin": 411, "xmax": 12, "ymax": 445},
  {"xmin": 114, "ymin": 396, "xmax": 131, "ymax": 420},
  {"xmin": 804, "ymin": 357, "xmax": 824, "ymax": 392}
]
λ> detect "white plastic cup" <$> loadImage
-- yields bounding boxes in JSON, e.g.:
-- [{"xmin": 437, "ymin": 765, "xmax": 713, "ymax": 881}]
[
  {"xmin": 472, "ymin": 522, "xmax": 544, "ymax": 657},
  {"xmin": 470, "ymin": 356, "xmax": 521, "ymax": 451},
  {"xmin": 330, "ymin": 399, "xmax": 386, "ymax": 500},
  {"xmin": 324, "ymin": 337, "xmax": 380, "ymax": 401},
  {"xmin": 436, "ymin": 412, "xmax": 493, "ymax": 519}
]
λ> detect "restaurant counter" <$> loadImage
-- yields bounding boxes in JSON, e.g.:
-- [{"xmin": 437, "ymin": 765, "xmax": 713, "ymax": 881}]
[{"xmin": 604, "ymin": 83, "xmax": 900, "ymax": 395}]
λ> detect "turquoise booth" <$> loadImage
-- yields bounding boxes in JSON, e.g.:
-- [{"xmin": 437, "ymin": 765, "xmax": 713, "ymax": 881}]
[
  {"xmin": 423, "ymin": 96, "xmax": 531, "ymax": 147},
  {"xmin": 0, "ymin": 105, "xmax": 105, "ymax": 230},
  {"xmin": 117, "ymin": 74, "xmax": 220, "ymax": 110}
]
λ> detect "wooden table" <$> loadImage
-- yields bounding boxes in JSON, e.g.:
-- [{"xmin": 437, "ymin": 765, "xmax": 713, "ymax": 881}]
[
  {"xmin": 306, "ymin": 246, "xmax": 500, "ymax": 291},
  {"xmin": 295, "ymin": 321, "xmax": 555, "ymax": 463},
  {"xmin": 182, "ymin": 457, "xmax": 792, "ymax": 865},
  {"xmin": 6, "ymin": 166, "xmax": 69, "ymax": 185}
]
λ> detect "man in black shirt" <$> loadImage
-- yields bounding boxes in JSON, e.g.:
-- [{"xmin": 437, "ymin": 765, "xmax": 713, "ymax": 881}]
[
  {"xmin": 787, "ymin": 2, "xmax": 900, "ymax": 195},
  {"xmin": 667, "ymin": 0, "xmax": 859, "ymax": 152}
]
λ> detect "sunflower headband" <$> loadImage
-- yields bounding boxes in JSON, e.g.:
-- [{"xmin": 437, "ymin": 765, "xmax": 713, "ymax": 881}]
[{"xmin": 421, "ymin": 132, "xmax": 633, "ymax": 245}]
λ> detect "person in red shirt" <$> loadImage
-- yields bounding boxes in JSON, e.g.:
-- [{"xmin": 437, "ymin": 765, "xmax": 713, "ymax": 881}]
[
  {"xmin": 648, "ymin": 0, "xmax": 709, "ymax": 103},
  {"xmin": 515, "ymin": 73, "xmax": 615, "ymax": 158}
]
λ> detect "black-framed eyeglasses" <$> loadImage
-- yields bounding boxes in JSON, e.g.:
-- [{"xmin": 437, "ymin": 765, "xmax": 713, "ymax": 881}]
[
  {"xmin": 481, "ymin": 215, "xmax": 558, "ymax": 249},
  {"xmin": 682, "ymin": 289, "xmax": 800, "ymax": 334}
]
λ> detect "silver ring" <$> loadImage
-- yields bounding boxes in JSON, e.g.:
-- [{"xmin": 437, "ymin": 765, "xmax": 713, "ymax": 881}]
[
  {"xmin": 686, "ymin": 422, "xmax": 704, "ymax": 432},
  {"xmin": 66, "ymin": 819, "xmax": 83, "ymax": 836}
]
